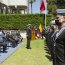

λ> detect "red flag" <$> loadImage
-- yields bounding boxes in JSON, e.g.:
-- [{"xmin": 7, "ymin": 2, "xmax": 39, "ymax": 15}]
[{"xmin": 40, "ymin": 0, "xmax": 45, "ymax": 12}]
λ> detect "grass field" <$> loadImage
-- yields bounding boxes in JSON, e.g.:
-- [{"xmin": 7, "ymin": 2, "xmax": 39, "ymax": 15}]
[{"xmin": 0, "ymin": 38, "xmax": 52, "ymax": 65}]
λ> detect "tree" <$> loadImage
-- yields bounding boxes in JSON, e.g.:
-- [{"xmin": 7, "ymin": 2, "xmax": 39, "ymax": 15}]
[
  {"xmin": 47, "ymin": 0, "xmax": 57, "ymax": 14},
  {"xmin": 56, "ymin": 0, "xmax": 65, "ymax": 8},
  {"xmin": 47, "ymin": 0, "xmax": 65, "ymax": 14}
]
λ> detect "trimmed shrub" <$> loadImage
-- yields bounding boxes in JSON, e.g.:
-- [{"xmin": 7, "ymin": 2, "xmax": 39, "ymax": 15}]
[{"xmin": 0, "ymin": 14, "xmax": 52, "ymax": 30}]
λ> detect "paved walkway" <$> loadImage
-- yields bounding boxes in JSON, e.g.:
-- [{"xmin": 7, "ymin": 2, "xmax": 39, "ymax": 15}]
[
  {"xmin": 20, "ymin": 32, "xmax": 26, "ymax": 38},
  {"xmin": 0, "ymin": 42, "xmax": 23, "ymax": 64}
]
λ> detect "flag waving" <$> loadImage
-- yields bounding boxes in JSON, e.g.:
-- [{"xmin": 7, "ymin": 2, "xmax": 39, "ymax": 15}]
[
  {"xmin": 40, "ymin": 0, "xmax": 45, "ymax": 12},
  {"xmin": 39, "ymin": 24, "xmax": 42, "ymax": 32}
]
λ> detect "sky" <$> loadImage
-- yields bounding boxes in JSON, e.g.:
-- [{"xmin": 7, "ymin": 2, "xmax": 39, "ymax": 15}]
[
  {"xmin": 32, "ymin": 0, "xmax": 41, "ymax": 14},
  {"xmin": 29, "ymin": 0, "xmax": 48, "ymax": 14}
]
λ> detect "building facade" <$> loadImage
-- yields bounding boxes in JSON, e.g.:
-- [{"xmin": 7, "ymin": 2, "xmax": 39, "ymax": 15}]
[{"xmin": 0, "ymin": 0, "xmax": 30, "ymax": 14}]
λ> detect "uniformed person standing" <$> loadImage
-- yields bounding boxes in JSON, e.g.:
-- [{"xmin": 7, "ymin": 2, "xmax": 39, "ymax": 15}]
[
  {"xmin": 26, "ymin": 24, "xmax": 31, "ymax": 49},
  {"xmin": 55, "ymin": 9, "xmax": 65, "ymax": 65},
  {"xmin": 50, "ymin": 20, "xmax": 59, "ymax": 65}
]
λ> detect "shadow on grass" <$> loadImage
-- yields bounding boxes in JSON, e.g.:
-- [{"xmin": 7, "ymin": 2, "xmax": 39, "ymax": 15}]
[
  {"xmin": 44, "ymin": 48, "xmax": 49, "ymax": 51},
  {"xmin": 44, "ymin": 42, "xmax": 52, "ymax": 61},
  {"xmin": 45, "ymin": 55, "xmax": 52, "ymax": 61},
  {"xmin": 46, "ymin": 51, "xmax": 51, "ymax": 55}
]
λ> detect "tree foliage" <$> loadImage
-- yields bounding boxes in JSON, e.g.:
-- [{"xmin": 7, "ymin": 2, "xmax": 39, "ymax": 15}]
[
  {"xmin": 56, "ymin": 0, "xmax": 65, "ymax": 8},
  {"xmin": 0, "ymin": 14, "xmax": 52, "ymax": 30},
  {"xmin": 47, "ymin": 0, "xmax": 65, "ymax": 14}
]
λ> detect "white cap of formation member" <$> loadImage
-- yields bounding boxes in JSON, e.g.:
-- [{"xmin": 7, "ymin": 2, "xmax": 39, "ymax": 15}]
[
  {"xmin": 56, "ymin": 9, "xmax": 65, "ymax": 22},
  {"xmin": 56, "ymin": 9, "xmax": 65, "ymax": 16}
]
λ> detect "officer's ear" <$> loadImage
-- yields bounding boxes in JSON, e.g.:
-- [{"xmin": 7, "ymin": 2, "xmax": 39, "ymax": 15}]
[{"xmin": 62, "ymin": 16, "xmax": 65, "ymax": 22}]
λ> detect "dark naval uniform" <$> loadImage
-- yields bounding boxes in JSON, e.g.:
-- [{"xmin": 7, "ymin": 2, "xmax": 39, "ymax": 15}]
[
  {"xmin": 55, "ymin": 27, "xmax": 65, "ymax": 65},
  {"xmin": 47, "ymin": 26, "xmax": 54, "ymax": 57},
  {"xmin": 51, "ymin": 30, "xmax": 59, "ymax": 65},
  {"xmin": 26, "ymin": 26, "xmax": 31, "ymax": 49}
]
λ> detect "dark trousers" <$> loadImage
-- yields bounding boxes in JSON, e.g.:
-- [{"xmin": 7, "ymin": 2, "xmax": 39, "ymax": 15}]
[
  {"xmin": 0, "ymin": 43, "xmax": 7, "ymax": 52},
  {"xmin": 27, "ymin": 38, "xmax": 31, "ymax": 49},
  {"xmin": 3, "ymin": 45, "xmax": 7, "ymax": 52}
]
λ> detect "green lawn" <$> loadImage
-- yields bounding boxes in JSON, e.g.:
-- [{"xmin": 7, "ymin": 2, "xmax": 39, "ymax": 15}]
[{"xmin": 1, "ymin": 39, "xmax": 52, "ymax": 65}]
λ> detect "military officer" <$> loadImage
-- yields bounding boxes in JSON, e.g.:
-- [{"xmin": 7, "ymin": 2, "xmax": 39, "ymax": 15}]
[
  {"xmin": 26, "ymin": 24, "xmax": 32, "ymax": 49},
  {"xmin": 55, "ymin": 9, "xmax": 65, "ymax": 65}
]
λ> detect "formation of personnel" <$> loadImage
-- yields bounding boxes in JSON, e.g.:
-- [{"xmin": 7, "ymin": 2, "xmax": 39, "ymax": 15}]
[{"xmin": 42, "ymin": 14, "xmax": 65, "ymax": 65}]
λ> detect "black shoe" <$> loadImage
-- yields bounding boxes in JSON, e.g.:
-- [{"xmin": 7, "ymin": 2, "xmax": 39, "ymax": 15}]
[
  {"xmin": 3, "ymin": 51, "xmax": 7, "ymax": 53},
  {"xmin": 26, "ymin": 47, "xmax": 31, "ymax": 49}
]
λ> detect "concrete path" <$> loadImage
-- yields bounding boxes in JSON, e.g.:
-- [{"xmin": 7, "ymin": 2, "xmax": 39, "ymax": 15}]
[{"xmin": 0, "ymin": 42, "xmax": 23, "ymax": 64}]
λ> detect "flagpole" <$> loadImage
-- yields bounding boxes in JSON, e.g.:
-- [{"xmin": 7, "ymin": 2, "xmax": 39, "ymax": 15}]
[
  {"xmin": 45, "ymin": 12, "xmax": 46, "ymax": 28},
  {"xmin": 45, "ymin": 0, "xmax": 47, "ymax": 28}
]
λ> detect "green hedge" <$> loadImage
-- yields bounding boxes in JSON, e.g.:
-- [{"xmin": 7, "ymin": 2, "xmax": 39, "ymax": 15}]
[{"xmin": 0, "ymin": 14, "xmax": 52, "ymax": 30}]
